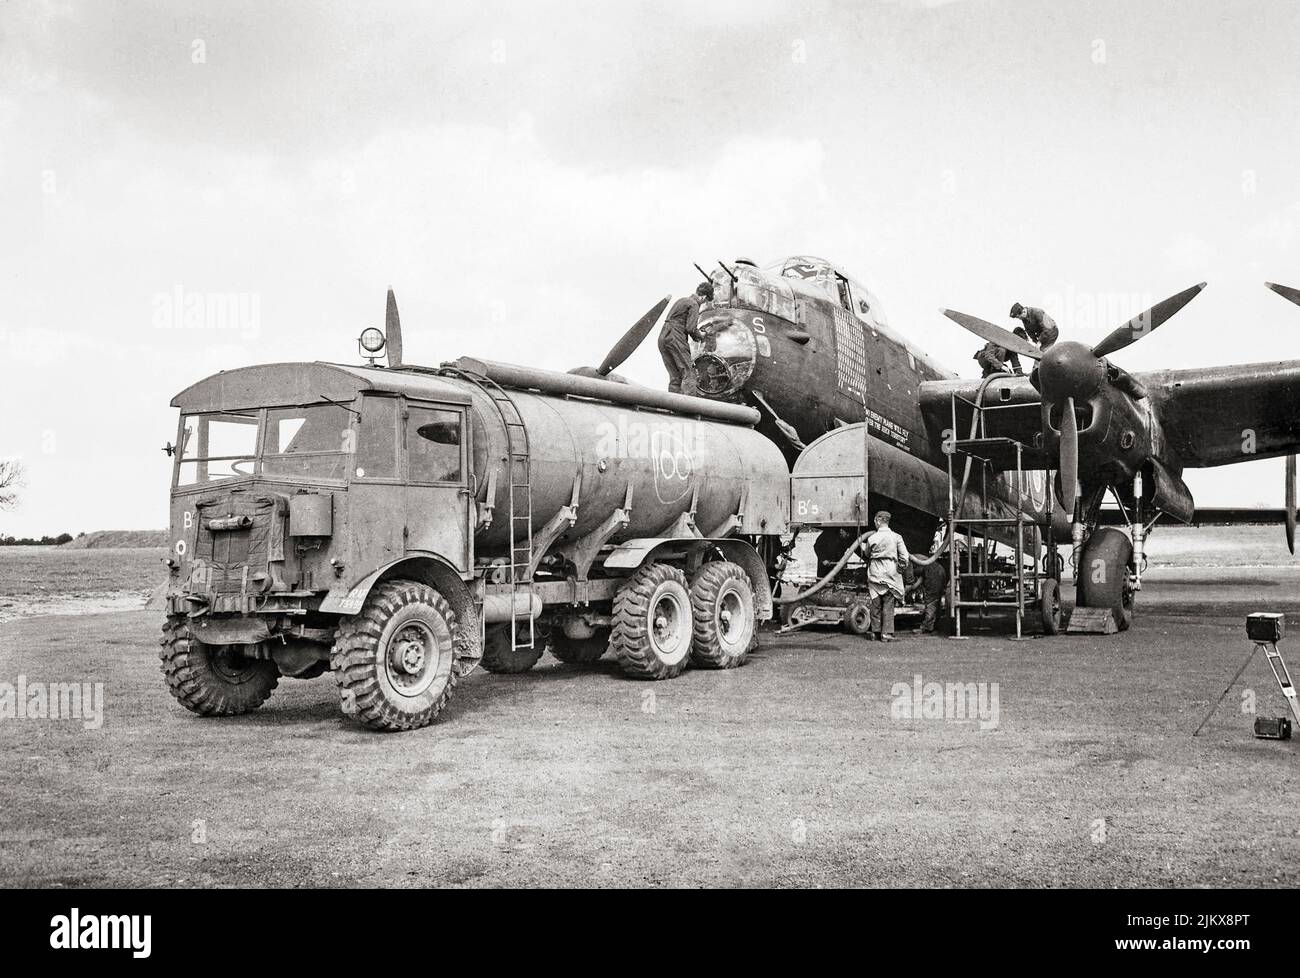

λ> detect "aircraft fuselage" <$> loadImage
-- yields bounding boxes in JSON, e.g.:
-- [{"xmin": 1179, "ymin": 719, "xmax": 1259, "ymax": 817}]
[{"xmin": 691, "ymin": 257, "xmax": 1050, "ymax": 548}]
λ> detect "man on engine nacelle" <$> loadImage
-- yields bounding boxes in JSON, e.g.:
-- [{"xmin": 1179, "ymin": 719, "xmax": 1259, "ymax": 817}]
[{"xmin": 1009, "ymin": 302, "xmax": 1059, "ymax": 351}]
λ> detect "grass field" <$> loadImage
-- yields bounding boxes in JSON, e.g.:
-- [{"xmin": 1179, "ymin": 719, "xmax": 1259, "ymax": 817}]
[
  {"xmin": 1, "ymin": 568, "xmax": 1297, "ymax": 887},
  {"xmin": 1, "ymin": 525, "xmax": 1298, "ymax": 887},
  {"xmin": 0, "ymin": 547, "xmax": 165, "ymax": 622}
]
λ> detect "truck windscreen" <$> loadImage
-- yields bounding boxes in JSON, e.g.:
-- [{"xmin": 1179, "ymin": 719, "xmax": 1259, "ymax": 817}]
[
  {"xmin": 176, "ymin": 411, "xmax": 259, "ymax": 485},
  {"xmin": 261, "ymin": 403, "xmax": 354, "ymax": 480},
  {"xmin": 175, "ymin": 402, "xmax": 355, "ymax": 486}
]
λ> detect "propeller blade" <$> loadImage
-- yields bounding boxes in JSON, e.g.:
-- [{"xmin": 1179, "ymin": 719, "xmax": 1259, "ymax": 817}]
[
  {"xmin": 1091, "ymin": 282, "xmax": 1206, "ymax": 358},
  {"xmin": 1266, "ymin": 282, "xmax": 1300, "ymax": 308},
  {"xmin": 1060, "ymin": 396, "xmax": 1079, "ymax": 514},
  {"xmin": 941, "ymin": 309, "xmax": 1042, "ymax": 360},
  {"xmin": 598, "ymin": 296, "xmax": 670, "ymax": 376},
  {"xmin": 1287, "ymin": 454, "xmax": 1296, "ymax": 555},
  {"xmin": 385, "ymin": 288, "xmax": 403, "ymax": 368}
]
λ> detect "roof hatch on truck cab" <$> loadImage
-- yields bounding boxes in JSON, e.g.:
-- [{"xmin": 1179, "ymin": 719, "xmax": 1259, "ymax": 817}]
[{"xmin": 170, "ymin": 361, "xmax": 471, "ymax": 415}]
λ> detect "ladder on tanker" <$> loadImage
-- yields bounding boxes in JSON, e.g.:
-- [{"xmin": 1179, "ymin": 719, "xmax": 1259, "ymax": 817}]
[
  {"xmin": 945, "ymin": 383, "xmax": 1051, "ymax": 639},
  {"xmin": 438, "ymin": 367, "xmax": 535, "ymax": 651}
]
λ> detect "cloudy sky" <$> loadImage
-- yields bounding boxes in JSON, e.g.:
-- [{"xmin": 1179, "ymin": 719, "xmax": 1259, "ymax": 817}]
[{"xmin": 3, "ymin": 0, "xmax": 1299, "ymax": 535}]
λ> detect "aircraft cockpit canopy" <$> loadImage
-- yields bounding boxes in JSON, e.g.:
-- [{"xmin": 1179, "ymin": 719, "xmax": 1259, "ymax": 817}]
[
  {"xmin": 706, "ymin": 255, "xmax": 890, "ymax": 331},
  {"xmin": 765, "ymin": 255, "xmax": 890, "ymax": 330}
]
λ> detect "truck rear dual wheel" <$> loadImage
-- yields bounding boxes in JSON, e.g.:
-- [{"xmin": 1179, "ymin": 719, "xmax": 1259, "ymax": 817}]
[
  {"xmin": 690, "ymin": 562, "xmax": 757, "ymax": 669},
  {"xmin": 479, "ymin": 623, "xmax": 544, "ymax": 673},
  {"xmin": 330, "ymin": 579, "xmax": 472, "ymax": 731},
  {"xmin": 611, "ymin": 562, "xmax": 694, "ymax": 680},
  {"xmin": 550, "ymin": 631, "xmax": 609, "ymax": 664},
  {"xmin": 159, "ymin": 618, "xmax": 281, "ymax": 716}
]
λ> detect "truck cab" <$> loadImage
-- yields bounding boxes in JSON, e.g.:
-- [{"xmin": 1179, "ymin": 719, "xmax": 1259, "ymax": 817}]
[{"xmin": 168, "ymin": 362, "xmax": 475, "ymax": 613}]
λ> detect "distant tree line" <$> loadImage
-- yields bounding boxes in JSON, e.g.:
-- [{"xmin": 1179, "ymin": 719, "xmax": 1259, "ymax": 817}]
[{"xmin": 0, "ymin": 532, "xmax": 78, "ymax": 546}]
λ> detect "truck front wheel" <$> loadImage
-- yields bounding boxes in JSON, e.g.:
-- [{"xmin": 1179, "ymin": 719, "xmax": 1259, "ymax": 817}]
[
  {"xmin": 159, "ymin": 618, "xmax": 280, "ymax": 716},
  {"xmin": 330, "ymin": 579, "xmax": 470, "ymax": 731},
  {"xmin": 611, "ymin": 562, "xmax": 693, "ymax": 680},
  {"xmin": 689, "ymin": 562, "xmax": 756, "ymax": 669}
]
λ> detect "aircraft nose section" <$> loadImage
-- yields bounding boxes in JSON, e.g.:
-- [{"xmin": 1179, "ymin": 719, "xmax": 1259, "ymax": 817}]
[
  {"xmin": 693, "ymin": 315, "xmax": 757, "ymax": 396},
  {"xmin": 1037, "ymin": 340, "xmax": 1105, "ymax": 403}
]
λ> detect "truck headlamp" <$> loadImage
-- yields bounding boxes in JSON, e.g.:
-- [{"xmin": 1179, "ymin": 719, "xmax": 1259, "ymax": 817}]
[{"xmin": 359, "ymin": 327, "xmax": 387, "ymax": 355}]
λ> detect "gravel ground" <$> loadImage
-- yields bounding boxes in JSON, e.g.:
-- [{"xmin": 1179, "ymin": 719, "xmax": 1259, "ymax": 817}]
[{"xmin": 1, "ymin": 565, "xmax": 1297, "ymax": 887}]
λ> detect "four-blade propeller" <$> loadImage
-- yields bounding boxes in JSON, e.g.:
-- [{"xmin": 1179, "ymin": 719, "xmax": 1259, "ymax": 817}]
[{"xmin": 942, "ymin": 283, "xmax": 1207, "ymax": 515}]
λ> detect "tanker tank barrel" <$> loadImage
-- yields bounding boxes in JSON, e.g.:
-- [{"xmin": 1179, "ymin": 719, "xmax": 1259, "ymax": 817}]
[{"xmin": 446, "ymin": 357, "xmax": 760, "ymax": 426}]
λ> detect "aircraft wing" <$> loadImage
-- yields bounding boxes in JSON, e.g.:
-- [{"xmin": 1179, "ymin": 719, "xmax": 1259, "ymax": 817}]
[
  {"xmin": 1140, "ymin": 361, "xmax": 1300, "ymax": 468},
  {"xmin": 917, "ymin": 374, "xmax": 1047, "ymax": 464}
]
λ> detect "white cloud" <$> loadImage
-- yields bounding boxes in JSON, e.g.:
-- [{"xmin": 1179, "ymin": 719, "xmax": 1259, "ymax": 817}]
[{"xmin": 1251, "ymin": 201, "xmax": 1300, "ymax": 253}]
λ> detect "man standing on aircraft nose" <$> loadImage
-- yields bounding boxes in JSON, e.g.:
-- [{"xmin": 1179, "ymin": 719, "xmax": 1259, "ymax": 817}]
[
  {"xmin": 1010, "ymin": 303, "xmax": 1059, "ymax": 351},
  {"xmin": 865, "ymin": 511, "xmax": 909, "ymax": 642},
  {"xmin": 659, "ymin": 282, "xmax": 712, "ymax": 396}
]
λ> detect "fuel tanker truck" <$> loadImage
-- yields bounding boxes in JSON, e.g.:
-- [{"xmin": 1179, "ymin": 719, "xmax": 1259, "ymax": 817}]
[{"xmin": 160, "ymin": 354, "xmax": 789, "ymax": 731}]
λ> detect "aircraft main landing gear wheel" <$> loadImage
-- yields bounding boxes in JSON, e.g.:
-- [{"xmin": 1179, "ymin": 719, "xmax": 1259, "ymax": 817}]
[
  {"xmin": 480, "ymin": 623, "xmax": 544, "ymax": 673},
  {"xmin": 689, "ymin": 561, "xmax": 756, "ymax": 669},
  {"xmin": 1076, "ymin": 526, "xmax": 1135, "ymax": 631},
  {"xmin": 1040, "ymin": 578, "xmax": 1062, "ymax": 635},
  {"xmin": 611, "ymin": 562, "xmax": 693, "ymax": 680}
]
